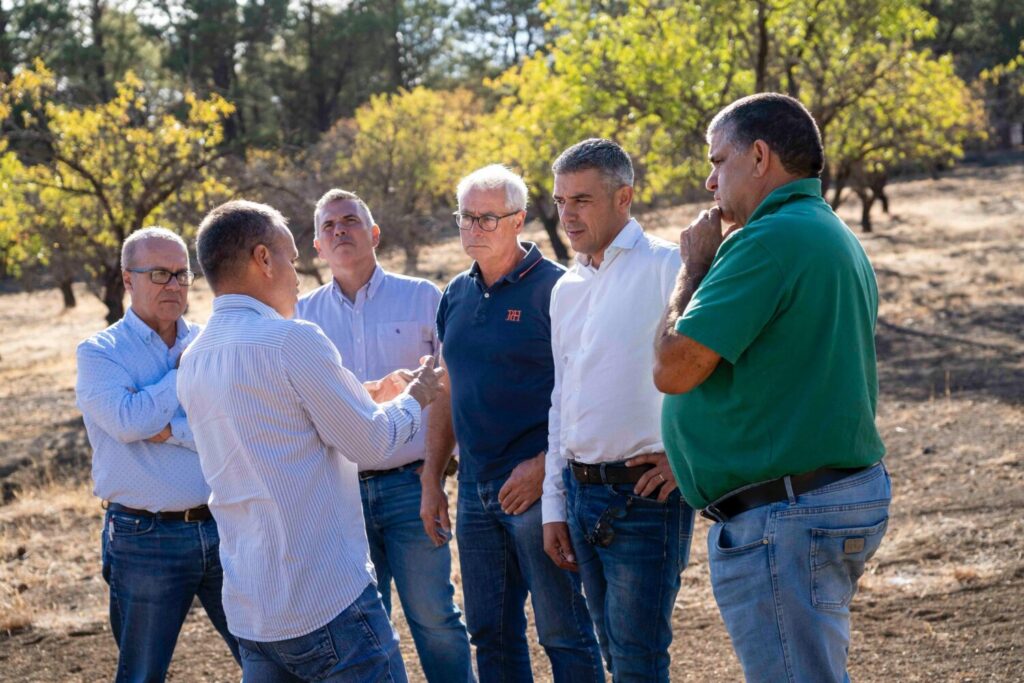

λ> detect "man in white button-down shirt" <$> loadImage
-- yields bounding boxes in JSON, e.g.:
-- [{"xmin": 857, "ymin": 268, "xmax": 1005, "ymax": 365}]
[
  {"xmin": 178, "ymin": 199, "xmax": 444, "ymax": 683},
  {"xmin": 295, "ymin": 189, "xmax": 473, "ymax": 683},
  {"xmin": 541, "ymin": 139, "xmax": 696, "ymax": 682}
]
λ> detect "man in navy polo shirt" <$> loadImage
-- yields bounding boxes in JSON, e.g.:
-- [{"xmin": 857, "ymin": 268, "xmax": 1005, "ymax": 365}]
[{"xmin": 421, "ymin": 164, "xmax": 603, "ymax": 682}]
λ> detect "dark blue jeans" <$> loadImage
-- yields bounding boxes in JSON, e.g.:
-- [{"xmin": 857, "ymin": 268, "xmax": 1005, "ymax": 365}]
[
  {"xmin": 360, "ymin": 468, "xmax": 473, "ymax": 682},
  {"xmin": 101, "ymin": 506, "xmax": 239, "ymax": 682},
  {"xmin": 237, "ymin": 583, "xmax": 407, "ymax": 683},
  {"xmin": 457, "ymin": 474, "xmax": 604, "ymax": 683},
  {"xmin": 565, "ymin": 469, "xmax": 695, "ymax": 682}
]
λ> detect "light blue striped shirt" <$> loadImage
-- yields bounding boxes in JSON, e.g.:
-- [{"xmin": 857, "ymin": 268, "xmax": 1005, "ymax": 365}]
[
  {"xmin": 76, "ymin": 308, "xmax": 208, "ymax": 511},
  {"xmin": 177, "ymin": 294, "xmax": 421, "ymax": 641},
  {"xmin": 295, "ymin": 265, "xmax": 441, "ymax": 470}
]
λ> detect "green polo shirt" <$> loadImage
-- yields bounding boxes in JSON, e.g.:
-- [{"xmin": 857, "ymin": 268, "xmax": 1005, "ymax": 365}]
[{"xmin": 662, "ymin": 178, "xmax": 885, "ymax": 509}]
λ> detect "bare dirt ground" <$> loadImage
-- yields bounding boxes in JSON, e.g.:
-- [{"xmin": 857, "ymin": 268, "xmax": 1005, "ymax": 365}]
[{"xmin": 1, "ymin": 160, "xmax": 1022, "ymax": 681}]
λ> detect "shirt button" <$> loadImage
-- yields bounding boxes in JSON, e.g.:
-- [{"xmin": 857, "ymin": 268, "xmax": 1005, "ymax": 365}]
[{"xmin": 484, "ymin": 293, "xmax": 490, "ymax": 299}]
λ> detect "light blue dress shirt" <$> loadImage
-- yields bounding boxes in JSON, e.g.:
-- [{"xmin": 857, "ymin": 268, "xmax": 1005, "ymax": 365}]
[
  {"xmin": 177, "ymin": 294, "xmax": 422, "ymax": 641},
  {"xmin": 76, "ymin": 307, "xmax": 208, "ymax": 512},
  {"xmin": 295, "ymin": 265, "xmax": 441, "ymax": 470}
]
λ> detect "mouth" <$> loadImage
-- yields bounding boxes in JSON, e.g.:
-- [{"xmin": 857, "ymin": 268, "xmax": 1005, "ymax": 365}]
[{"xmin": 564, "ymin": 228, "xmax": 585, "ymax": 241}]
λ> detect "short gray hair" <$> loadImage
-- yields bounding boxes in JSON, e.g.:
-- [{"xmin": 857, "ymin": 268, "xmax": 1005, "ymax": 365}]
[
  {"xmin": 314, "ymin": 189, "xmax": 375, "ymax": 234},
  {"xmin": 552, "ymin": 138, "xmax": 634, "ymax": 190},
  {"xmin": 121, "ymin": 226, "xmax": 188, "ymax": 269},
  {"xmin": 456, "ymin": 165, "xmax": 529, "ymax": 212},
  {"xmin": 196, "ymin": 200, "xmax": 287, "ymax": 289}
]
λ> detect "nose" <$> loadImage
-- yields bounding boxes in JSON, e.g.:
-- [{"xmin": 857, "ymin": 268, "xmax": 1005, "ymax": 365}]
[
  {"xmin": 164, "ymin": 276, "xmax": 183, "ymax": 291},
  {"xmin": 705, "ymin": 169, "xmax": 718, "ymax": 193}
]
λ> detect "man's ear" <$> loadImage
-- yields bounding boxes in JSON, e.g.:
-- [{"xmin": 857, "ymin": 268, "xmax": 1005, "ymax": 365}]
[
  {"xmin": 371, "ymin": 224, "xmax": 381, "ymax": 249},
  {"xmin": 253, "ymin": 243, "xmax": 273, "ymax": 277},
  {"xmin": 615, "ymin": 185, "xmax": 634, "ymax": 213},
  {"xmin": 752, "ymin": 139, "xmax": 772, "ymax": 178},
  {"xmin": 313, "ymin": 238, "xmax": 324, "ymax": 260},
  {"xmin": 122, "ymin": 270, "xmax": 133, "ymax": 294},
  {"xmin": 511, "ymin": 210, "xmax": 526, "ymax": 235}
]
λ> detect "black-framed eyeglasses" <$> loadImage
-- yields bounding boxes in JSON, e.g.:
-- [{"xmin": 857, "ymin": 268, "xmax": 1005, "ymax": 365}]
[
  {"xmin": 126, "ymin": 268, "xmax": 195, "ymax": 286},
  {"xmin": 453, "ymin": 210, "xmax": 520, "ymax": 232},
  {"xmin": 584, "ymin": 498, "xmax": 633, "ymax": 548}
]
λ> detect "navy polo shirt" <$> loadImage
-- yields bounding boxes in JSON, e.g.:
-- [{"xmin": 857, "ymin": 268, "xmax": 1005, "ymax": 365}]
[{"xmin": 437, "ymin": 242, "xmax": 566, "ymax": 483}]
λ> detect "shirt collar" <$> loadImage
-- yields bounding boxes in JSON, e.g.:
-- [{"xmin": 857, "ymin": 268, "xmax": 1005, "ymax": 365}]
[
  {"xmin": 575, "ymin": 218, "xmax": 642, "ymax": 269},
  {"xmin": 212, "ymin": 293, "xmax": 285, "ymax": 320},
  {"xmin": 469, "ymin": 241, "xmax": 544, "ymax": 286},
  {"xmin": 124, "ymin": 306, "xmax": 189, "ymax": 344},
  {"xmin": 331, "ymin": 264, "xmax": 386, "ymax": 305},
  {"xmin": 746, "ymin": 178, "xmax": 823, "ymax": 225}
]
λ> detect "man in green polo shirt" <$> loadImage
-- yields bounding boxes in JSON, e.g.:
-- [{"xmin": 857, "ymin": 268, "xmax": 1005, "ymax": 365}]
[{"xmin": 654, "ymin": 92, "xmax": 891, "ymax": 682}]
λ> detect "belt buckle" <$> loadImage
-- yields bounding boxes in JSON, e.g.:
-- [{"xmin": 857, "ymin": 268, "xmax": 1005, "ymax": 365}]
[
  {"xmin": 184, "ymin": 507, "xmax": 199, "ymax": 523},
  {"xmin": 700, "ymin": 503, "xmax": 727, "ymax": 523}
]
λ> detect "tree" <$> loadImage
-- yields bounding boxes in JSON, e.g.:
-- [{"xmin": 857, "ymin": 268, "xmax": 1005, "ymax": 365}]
[{"xmin": 0, "ymin": 63, "xmax": 234, "ymax": 322}]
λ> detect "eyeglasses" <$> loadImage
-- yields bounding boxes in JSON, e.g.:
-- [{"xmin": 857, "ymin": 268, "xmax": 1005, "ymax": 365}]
[
  {"xmin": 453, "ymin": 211, "xmax": 520, "ymax": 232},
  {"xmin": 584, "ymin": 498, "xmax": 633, "ymax": 548},
  {"xmin": 126, "ymin": 268, "xmax": 196, "ymax": 286}
]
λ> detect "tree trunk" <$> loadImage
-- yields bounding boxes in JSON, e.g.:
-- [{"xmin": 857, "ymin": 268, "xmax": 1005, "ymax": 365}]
[
  {"xmin": 59, "ymin": 278, "xmax": 76, "ymax": 309},
  {"xmin": 754, "ymin": 0, "xmax": 769, "ymax": 92},
  {"xmin": 855, "ymin": 189, "xmax": 874, "ymax": 233},
  {"xmin": 100, "ymin": 264, "xmax": 125, "ymax": 324},
  {"xmin": 402, "ymin": 242, "xmax": 420, "ymax": 275},
  {"xmin": 532, "ymin": 194, "xmax": 570, "ymax": 263}
]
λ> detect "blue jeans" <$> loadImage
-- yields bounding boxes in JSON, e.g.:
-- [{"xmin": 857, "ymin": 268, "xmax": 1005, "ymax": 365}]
[
  {"xmin": 457, "ymin": 475, "xmax": 604, "ymax": 683},
  {"xmin": 360, "ymin": 468, "xmax": 474, "ymax": 683},
  {"xmin": 708, "ymin": 462, "xmax": 891, "ymax": 683},
  {"xmin": 237, "ymin": 583, "xmax": 407, "ymax": 682},
  {"xmin": 101, "ymin": 506, "xmax": 240, "ymax": 683},
  {"xmin": 564, "ymin": 469, "xmax": 694, "ymax": 682}
]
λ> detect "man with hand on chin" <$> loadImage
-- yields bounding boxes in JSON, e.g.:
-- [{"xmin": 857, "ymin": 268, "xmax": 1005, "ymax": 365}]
[
  {"xmin": 655, "ymin": 93, "xmax": 890, "ymax": 683},
  {"xmin": 296, "ymin": 189, "xmax": 473, "ymax": 683},
  {"xmin": 422, "ymin": 165, "xmax": 603, "ymax": 682},
  {"xmin": 178, "ymin": 199, "xmax": 445, "ymax": 682},
  {"xmin": 541, "ymin": 138, "xmax": 694, "ymax": 682}
]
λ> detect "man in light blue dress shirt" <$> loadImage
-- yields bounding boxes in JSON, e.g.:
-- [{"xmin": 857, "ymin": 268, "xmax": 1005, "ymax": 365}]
[
  {"xmin": 75, "ymin": 227, "xmax": 239, "ymax": 682},
  {"xmin": 295, "ymin": 189, "xmax": 473, "ymax": 683},
  {"xmin": 178, "ymin": 199, "xmax": 445, "ymax": 682}
]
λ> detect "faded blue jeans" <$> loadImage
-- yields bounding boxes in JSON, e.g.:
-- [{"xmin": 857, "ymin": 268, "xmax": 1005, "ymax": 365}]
[
  {"xmin": 101, "ymin": 506, "xmax": 240, "ymax": 683},
  {"xmin": 708, "ymin": 462, "xmax": 891, "ymax": 682},
  {"xmin": 564, "ymin": 469, "xmax": 695, "ymax": 682},
  {"xmin": 360, "ymin": 467, "xmax": 474, "ymax": 683},
  {"xmin": 237, "ymin": 583, "xmax": 407, "ymax": 682},
  {"xmin": 457, "ymin": 474, "xmax": 604, "ymax": 683}
]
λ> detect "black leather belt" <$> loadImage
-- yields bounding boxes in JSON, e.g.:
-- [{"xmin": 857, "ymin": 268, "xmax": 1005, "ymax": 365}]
[
  {"xmin": 108, "ymin": 502, "xmax": 212, "ymax": 522},
  {"xmin": 700, "ymin": 465, "xmax": 872, "ymax": 523},
  {"xmin": 359, "ymin": 460, "xmax": 424, "ymax": 481},
  {"xmin": 570, "ymin": 461, "xmax": 655, "ymax": 485}
]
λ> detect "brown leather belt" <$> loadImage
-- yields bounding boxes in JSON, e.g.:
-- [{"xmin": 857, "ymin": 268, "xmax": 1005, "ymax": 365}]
[
  {"xmin": 358, "ymin": 460, "xmax": 424, "ymax": 481},
  {"xmin": 570, "ymin": 461, "xmax": 655, "ymax": 485},
  {"xmin": 108, "ymin": 502, "xmax": 212, "ymax": 522},
  {"xmin": 700, "ymin": 465, "xmax": 873, "ymax": 523}
]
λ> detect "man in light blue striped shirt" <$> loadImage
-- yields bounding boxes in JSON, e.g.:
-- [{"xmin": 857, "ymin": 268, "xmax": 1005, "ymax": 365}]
[
  {"xmin": 76, "ymin": 227, "xmax": 239, "ymax": 682},
  {"xmin": 296, "ymin": 189, "xmax": 472, "ymax": 683},
  {"xmin": 178, "ymin": 200, "xmax": 445, "ymax": 683}
]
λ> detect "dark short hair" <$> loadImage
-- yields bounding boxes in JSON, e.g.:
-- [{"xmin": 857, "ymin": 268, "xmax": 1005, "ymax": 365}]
[
  {"xmin": 552, "ymin": 138, "xmax": 634, "ymax": 190},
  {"xmin": 708, "ymin": 93, "xmax": 824, "ymax": 178},
  {"xmin": 196, "ymin": 200, "xmax": 287, "ymax": 289},
  {"xmin": 314, "ymin": 189, "xmax": 375, "ymax": 231}
]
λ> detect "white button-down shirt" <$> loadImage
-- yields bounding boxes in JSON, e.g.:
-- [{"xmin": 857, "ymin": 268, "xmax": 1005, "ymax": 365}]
[
  {"xmin": 295, "ymin": 265, "xmax": 440, "ymax": 471},
  {"xmin": 76, "ymin": 308, "xmax": 208, "ymax": 511},
  {"xmin": 177, "ymin": 294, "xmax": 421, "ymax": 641},
  {"xmin": 542, "ymin": 220, "xmax": 681, "ymax": 523}
]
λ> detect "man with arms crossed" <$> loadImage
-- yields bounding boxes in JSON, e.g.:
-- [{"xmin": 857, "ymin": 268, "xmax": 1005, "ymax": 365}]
[
  {"xmin": 655, "ymin": 93, "xmax": 890, "ymax": 682},
  {"xmin": 76, "ymin": 227, "xmax": 239, "ymax": 682},
  {"xmin": 296, "ymin": 189, "xmax": 473, "ymax": 682},
  {"xmin": 421, "ymin": 165, "xmax": 603, "ymax": 682},
  {"xmin": 177, "ymin": 200, "xmax": 444, "ymax": 682},
  {"xmin": 542, "ymin": 138, "xmax": 695, "ymax": 682}
]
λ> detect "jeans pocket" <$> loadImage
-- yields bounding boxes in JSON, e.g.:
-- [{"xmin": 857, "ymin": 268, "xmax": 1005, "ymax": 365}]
[
  {"xmin": 109, "ymin": 513, "xmax": 155, "ymax": 537},
  {"xmin": 811, "ymin": 516, "xmax": 888, "ymax": 611},
  {"xmin": 273, "ymin": 625, "xmax": 340, "ymax": 681}
]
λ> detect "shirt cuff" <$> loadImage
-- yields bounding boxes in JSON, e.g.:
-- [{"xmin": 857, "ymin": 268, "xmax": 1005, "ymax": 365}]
[
  {"xmin": 388, "ymin": 393, "xmax": 422, "ymax": 445},
  {"xmin": 166, "ymin": 414, "xmax": 196, "ymax": 451}
]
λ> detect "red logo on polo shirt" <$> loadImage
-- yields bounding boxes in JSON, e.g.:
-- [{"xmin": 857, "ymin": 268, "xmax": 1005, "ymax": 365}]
[{"xmin": 506, "ymin": 309, "xmax": 522, "ymax": 322}]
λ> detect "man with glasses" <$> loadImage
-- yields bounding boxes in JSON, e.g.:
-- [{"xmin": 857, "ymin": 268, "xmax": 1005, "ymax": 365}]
[
  {"xmin": 76, "ymin": 227, "xmax": 239, "ymax": 682},
  {"xmin": 422, "ymin": 165, "xmax": 603, "ymax": 681},
  {"xmin": 541, "ymin": 139, "xmax": 694, "ymax": 681},
  {"xmin": 295, "ymin": 189, "xmax": 473, "ymax": 682}
]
